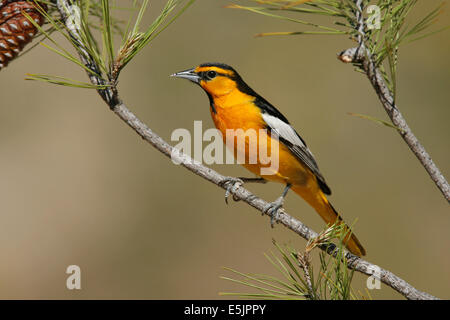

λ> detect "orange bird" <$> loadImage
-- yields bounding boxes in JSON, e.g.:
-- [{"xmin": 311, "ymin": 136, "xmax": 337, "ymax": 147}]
[{"xmin": 172, "ymin": 63, "xmax": 366, "ymax": 256}]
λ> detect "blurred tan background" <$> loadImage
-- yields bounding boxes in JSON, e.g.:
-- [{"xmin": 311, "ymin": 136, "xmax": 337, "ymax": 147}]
[{"xmin": 0, "ymin": 0, "xmax": 448, "ymax": 299}]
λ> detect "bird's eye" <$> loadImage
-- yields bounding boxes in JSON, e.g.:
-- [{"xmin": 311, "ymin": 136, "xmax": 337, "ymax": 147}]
[{"xmin": 206, "ymin": 70, "xmax": 217, "ymax": 80}]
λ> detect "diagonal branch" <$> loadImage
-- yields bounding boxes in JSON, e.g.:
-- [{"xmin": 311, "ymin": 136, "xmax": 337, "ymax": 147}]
[
  {"xmin": 338, "ymin": 0, "xmax": 450, "ymax": 202},
  {"xmin": 55, "ymin": 0, "xmax": 438, "ymax": 300}
]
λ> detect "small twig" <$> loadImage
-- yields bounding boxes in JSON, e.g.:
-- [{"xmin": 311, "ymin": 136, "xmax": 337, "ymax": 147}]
[
  {"xmin": 54, "ymin": 0, "xmax": 438, "ymax": 300},
  {"xmin": 298, "ymin": 252, "xmax": 316, "ymax": 299}
]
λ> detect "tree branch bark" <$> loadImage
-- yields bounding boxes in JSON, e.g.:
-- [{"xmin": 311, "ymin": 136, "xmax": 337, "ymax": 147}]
[{"xmin": 54, "ymin": 0, "xmax": 439, "ymax": 300}]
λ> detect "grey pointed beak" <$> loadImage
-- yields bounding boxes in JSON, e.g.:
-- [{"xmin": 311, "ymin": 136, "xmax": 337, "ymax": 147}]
[{"xmin": 170, "ymin": 68, "xmax": 200, "ymax": 83}]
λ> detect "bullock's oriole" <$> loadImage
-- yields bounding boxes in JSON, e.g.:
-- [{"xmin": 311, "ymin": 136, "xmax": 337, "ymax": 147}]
[{"xmin": 172, "ymin": 63, "xmax": 366, "ymax": 256}]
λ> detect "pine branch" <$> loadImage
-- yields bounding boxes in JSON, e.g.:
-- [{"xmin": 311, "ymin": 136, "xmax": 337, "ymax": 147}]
[
  {"xmin": 51, "ymin": 0, "xmax": 439, "ymax": 300},
  {"xmin": 338, "ymin": 0, "xmax": 450, "ymax": 202}
]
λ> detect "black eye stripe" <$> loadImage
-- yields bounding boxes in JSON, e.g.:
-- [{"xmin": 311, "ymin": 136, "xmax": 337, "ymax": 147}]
[{"xmin": 200, "ymin": 71, "xmax": 233, "ymax": 80}]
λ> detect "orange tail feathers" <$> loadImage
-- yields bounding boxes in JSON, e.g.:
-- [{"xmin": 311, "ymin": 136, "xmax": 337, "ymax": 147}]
[{"xmin": 291, "ymin": 185, "xmax": 366, "ymax": 257}]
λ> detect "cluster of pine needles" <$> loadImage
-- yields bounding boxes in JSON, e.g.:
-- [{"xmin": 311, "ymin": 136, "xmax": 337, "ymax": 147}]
[
  {"xmin": 220, "ymin": 222, "xmax": 371, "ymax": 300},
  {"xmin": 24, "ymin": 0, "xmax": 195, "ymax": 88}
]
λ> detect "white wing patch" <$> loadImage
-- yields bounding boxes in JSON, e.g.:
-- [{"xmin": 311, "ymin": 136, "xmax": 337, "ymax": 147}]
[
  {"xmin": 262, "ymin": 113, "xmax": 311, "ymax": 149},
  {"xmin": 262, "ymin": 113, "xmax": 306, "ymax": 149},
  {"xmin": 262, "ymin": 112, "xmax": 321, "ymax": 179}
]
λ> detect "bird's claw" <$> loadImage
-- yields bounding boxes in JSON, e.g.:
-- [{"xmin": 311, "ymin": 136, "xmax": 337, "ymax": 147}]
[
  {"xmin": 220, "ymin": 177, "xmax": 244, "ymax": 204},
  {"xmin": 264, "ymin": 196, "xmax": 285, "ymax": 227}
]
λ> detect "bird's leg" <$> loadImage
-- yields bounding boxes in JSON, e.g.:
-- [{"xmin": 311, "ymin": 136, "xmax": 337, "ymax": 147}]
[
  {"xmin": 219, "ymin": 177, "xmax": 267, "ymax": 204},
  {"xmin": 240, "ymin": 177, "xmax": 267, "ymax": 184},
  {"xmin": 264, "ymin": 183, "xmax": 292, "ymax": 227}
]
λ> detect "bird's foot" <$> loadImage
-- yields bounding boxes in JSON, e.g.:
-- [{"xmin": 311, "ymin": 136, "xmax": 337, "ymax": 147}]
[
  {"xmin": 263, "ymin": 196, "xmax": 285, "ymax": 227},
  {"xmin": 220, "ymin": 177, "xmax": 244, "ymax": 204},
  {"xmin": 219, "ymin": 177, "xmax": 266, "ymax": 204}
]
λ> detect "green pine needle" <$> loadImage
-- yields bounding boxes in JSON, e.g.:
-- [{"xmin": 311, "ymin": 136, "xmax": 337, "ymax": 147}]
[
  {"xmin": 25, "ymin": 74, "xmax": 110, "ymax": 89},
  {"xmin": 348, "ymin": 112, "xmax": 405, "ymax": 133}
]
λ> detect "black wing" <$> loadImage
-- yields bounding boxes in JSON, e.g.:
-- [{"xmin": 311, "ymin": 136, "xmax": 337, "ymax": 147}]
[{"xmin": 256, "ymin": 99, "xmax": 332, "ymax": 195}]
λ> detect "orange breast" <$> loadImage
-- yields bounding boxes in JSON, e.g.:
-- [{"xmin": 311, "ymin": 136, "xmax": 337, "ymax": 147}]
[{"xmin": 210, "ymin": 100, "xmax": 309, "ymax": 186}]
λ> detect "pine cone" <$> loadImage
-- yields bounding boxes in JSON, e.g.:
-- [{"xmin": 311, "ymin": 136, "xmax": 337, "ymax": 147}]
[{"xmin": 0, "ymin": 0, "xmax": 47, "ymax": 70}]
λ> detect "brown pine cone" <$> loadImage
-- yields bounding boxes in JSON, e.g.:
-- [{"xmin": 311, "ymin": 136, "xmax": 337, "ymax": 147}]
[{"xmin": 0, "ymin": 0, "xmax": 47, "ymax": 70}]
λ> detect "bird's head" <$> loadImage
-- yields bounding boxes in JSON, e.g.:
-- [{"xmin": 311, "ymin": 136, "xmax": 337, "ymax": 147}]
[{"xmin": 171, "ymin": 63, "xmax": 243, "ymax": 97}]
